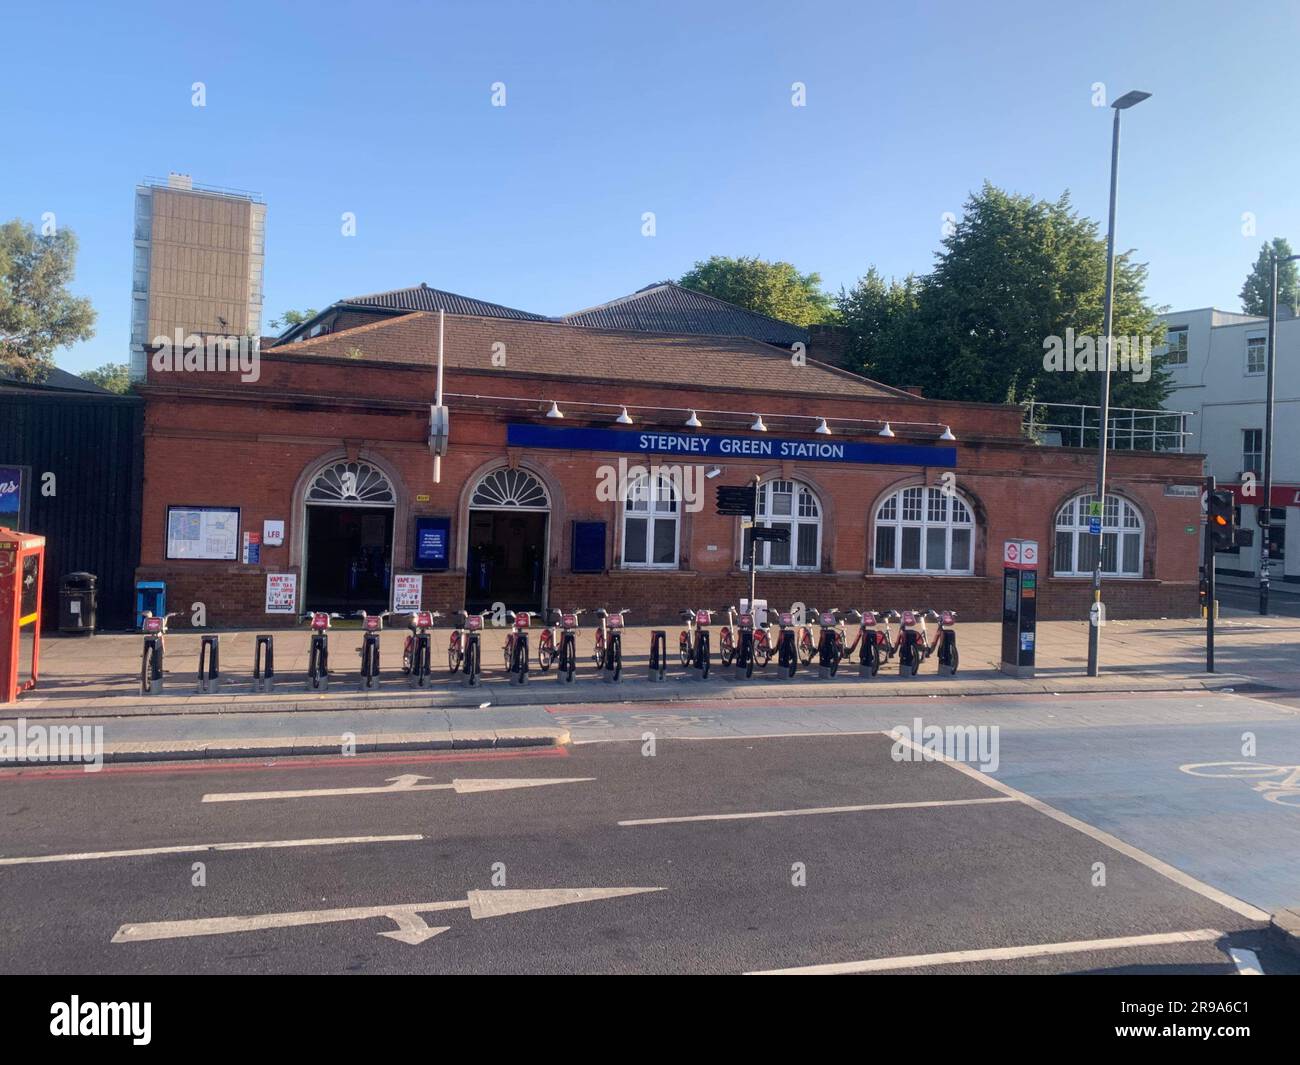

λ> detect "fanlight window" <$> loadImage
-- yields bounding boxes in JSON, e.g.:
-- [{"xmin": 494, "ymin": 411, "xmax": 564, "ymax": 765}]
[
  {"xmin": 471, "ymin": 468, "xmax": 550, "ymax": 509},
  {"xmin": 307, "ymin": 461, "xmax": 395, "ymax": 504},
  {"xmin": 1054, "ymin": 493, "xmax": 1143, "ymax": 577}
]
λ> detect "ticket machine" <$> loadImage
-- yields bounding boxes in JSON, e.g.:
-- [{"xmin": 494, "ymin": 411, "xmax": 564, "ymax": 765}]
[
  {"xmin": 0, "ymin": 528, "xmax": 45, "ymax": 703},
  {"xmin": 1000, "ymin": 538, "xmax": 1037, "ymax": 678}
]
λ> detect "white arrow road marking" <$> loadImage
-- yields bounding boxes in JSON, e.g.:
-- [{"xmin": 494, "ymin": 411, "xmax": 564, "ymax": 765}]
[
  {"xmin": 0, "ymin": 834, "xmax": 422, "ymax": 866},
  {"xmin": 746, "ymin": 929, "xmax": 1226, "ymax": 975},
  {"xmin": 111, "ymin": 887, "xmax": 663, "ymax": 945},
  {"xmin": 619, "ymin": 795, "xmax": 1018, "ymax": 826},
  {"xmin": 201, "ymin": 775, "xmax": 595, "ymax": 803},
  {"xmin": 378, "ymin": 912, "xmax": 451, "ymax": 945}
]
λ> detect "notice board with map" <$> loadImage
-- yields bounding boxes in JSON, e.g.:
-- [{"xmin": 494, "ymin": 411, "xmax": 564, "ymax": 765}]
[{"xmin": 166, "ymin": 506, "xmax": 241, "ymax": 560}]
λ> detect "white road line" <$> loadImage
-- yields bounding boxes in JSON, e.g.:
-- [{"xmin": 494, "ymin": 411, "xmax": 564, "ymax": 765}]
[
  {"xmin": 0, "ymin": 834, "xmax": 422, "ymax": 866},
  {"xmin": 746, "ymin": 928, "xmax": 1226, "ymax": 975},
  {"xmin": 201, "ymin": 775, "xmax": 594, "ymax": 803},
  {"xmin": 619, "ymin": 795, "xmax": 1018, "ymax": 826},
  {"xmin": 885, "ymin": 730, "xmax": 1271, "ymax": 922},
  {"xmin": 1228, "ymin": 947, "xmax": 1263, "ymax": 975}
]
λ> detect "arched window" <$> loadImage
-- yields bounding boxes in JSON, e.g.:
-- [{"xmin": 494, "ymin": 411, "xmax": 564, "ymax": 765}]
[
  {"xmin": 306, "ymin": 461, "xmax": 395, "ymax": 505},
  {"xmin": 1054, "ymin": 493, "xmax": 1143, "ymax": 576},
  {"xmin": 873, "ymin": 485, "xmax": 974, "ymax": 574},
  {"xmin": 746, "ymin": 479, "xmax": 821, "ymax": 570},
  {"xmin": 622, "ymin": 471, "xmax": 679, "ymax": 568},
  {"xmin": 470, "ymin": 468, "xmax": 549, "ymax": 509}
]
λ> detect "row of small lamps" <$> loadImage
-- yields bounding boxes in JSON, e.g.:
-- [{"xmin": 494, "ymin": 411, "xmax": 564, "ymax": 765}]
[{"xmin": 543, "ymin": 400, "xmax": 956, "ymax": 442}]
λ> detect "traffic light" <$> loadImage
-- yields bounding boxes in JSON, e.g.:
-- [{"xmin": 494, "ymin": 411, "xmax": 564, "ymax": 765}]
[{"xmin": 1207, "ymin": 490, "xmax": 1236, "ymax": 551}]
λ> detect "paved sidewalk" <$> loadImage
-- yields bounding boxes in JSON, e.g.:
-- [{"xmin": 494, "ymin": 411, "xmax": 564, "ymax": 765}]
[{"xmin": 9, "ymin": 613, "xmax": 1298, "ymax": 721}]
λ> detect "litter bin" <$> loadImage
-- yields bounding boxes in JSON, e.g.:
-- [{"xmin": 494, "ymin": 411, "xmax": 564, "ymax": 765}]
[{"xmin": 59, "ymin": 572, "xmax": 98, "ymax": 635}]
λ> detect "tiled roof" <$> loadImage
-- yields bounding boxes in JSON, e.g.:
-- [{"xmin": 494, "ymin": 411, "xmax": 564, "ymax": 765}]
[
  {"xmin": 339, "ymin": 283, "xmax": 548, "ymax": 321},
  {"xmin": 563, "ymin": 281, "xmax": 809, "ymax": 347},
  {"xmin": 262, "ymin": 311, "xmax": 903, "ymax": 399}
]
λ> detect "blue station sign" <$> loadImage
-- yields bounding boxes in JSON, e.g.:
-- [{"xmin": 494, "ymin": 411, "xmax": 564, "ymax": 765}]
[{"xmin": 506, "ymin": 423, "xmax": 956, "ymax": 468}]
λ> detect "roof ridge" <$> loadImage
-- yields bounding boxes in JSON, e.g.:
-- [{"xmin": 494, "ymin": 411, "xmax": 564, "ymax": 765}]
[{"xmin": 562, "ymin": 280, "xmax": 813, "ymax": 335}]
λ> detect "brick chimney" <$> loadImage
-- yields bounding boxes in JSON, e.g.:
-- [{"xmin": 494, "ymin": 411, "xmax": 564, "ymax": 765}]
[{"xmin": 807, "ymin": 323, "xmax": 852, "ymax": 369}]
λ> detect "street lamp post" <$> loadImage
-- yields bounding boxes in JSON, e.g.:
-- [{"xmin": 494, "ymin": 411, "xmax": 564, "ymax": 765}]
[
  {"xmin": 1087, "ymin": 90, "xmax": 1151, "ymax": 678},
  {"xmin": 1260, "ymin": 251, "xmax": 1300, "ymax": 616}
]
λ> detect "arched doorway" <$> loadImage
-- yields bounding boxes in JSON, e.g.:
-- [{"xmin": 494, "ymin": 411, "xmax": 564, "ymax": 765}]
[
  {"xmin": 303, "ymin": 460, "xmax": 396, "ymax": 614},
  {"xmin": 465, "ymin": 467, "xmax": 550, "ymax": 613}
]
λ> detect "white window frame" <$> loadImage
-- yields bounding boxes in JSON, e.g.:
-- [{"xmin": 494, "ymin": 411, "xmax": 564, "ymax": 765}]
[
  {"xmin": 749, "ymin": 479, "xmax": 822, "ymax": 571},
  {"xmin": 1243, "ymin": 428, "xmax": 1263, "ymax": 476},
  {"xmin": 1165, "ymin": 326, "xmax": 1188, "ymax": 365},
  {"xmin": 872, "ymin": 485, "xmax": 975, "ymax": 575},
  {"xmin": 1246, "ymin": 334, "xmax": 1267, "ymax": 376},
  {"xmin": 621, "ymin": 471, "xmax": 680, "ymax": 569},
  {"xmin": 1054, "ymin": 493, "xmax": 1144, "ymax": 577}
]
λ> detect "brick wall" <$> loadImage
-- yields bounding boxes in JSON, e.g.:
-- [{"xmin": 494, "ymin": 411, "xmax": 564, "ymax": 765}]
[{"xmin": 135, "ymin": 350, "xmax": 1206, "ymax": 627}]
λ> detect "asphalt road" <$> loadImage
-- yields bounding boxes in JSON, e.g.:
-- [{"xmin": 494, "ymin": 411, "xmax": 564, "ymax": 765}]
[
  {"xmin": 0, "ymin": 720, "xmax": 1294, "ymax": 975},
  {"xmin": 1219, "ymin": 582, "xmax": 1300, "ymax": 618}
]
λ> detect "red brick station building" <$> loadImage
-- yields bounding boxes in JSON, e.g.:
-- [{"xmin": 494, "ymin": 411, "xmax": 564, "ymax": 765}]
[{"xmin": 136, "ymin": 282, "xmax": 1204, "ymax": 627}]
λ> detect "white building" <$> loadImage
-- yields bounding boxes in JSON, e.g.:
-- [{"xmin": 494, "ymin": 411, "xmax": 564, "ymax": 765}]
[{"xmin": 1158, "ymin": 307, "xmax": 1299, "ymax": 583}]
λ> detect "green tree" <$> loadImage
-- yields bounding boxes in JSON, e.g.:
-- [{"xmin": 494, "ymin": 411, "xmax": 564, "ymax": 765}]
[
  {"xmin": 840, "ymin": 183, "xmax": 1170, "ymax": 409},
  {"xmin": 1240, "ymin": 238, "xmax": 1297, "ymax": 316},
  {"xmin": 678, "ymin": 256, "xmax": 836, "ymax": 326},
  {"xmin": 79, "ymin": 362, "xmax": 131, "ymax": 394},
  {"xmin": 268, "ymin": 308, "xmax": 318, "ymax": 331},
  {"xmin": 0, "ymin": 219, "xmax": 96, "ymax": 382},
  {"xmin": 837, "ymin": 268, "xmax": 920, "ymax": 379}
]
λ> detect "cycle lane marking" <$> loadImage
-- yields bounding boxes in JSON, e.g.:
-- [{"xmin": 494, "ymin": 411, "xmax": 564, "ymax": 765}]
[
  {"xmin": 0, "ymin": 834, "xmax": 423, "ymax": 866},
  {"xmin": 745, "ymin": 928, "xmax": 1226, "ymax": 975},
  {"xmin": 888, "ymin": 731, "xmax": 1270, "ymax": 922}
]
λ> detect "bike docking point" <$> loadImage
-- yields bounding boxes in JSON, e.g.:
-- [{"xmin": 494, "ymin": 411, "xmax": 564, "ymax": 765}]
[
  {"xmin": 252, "ymin": 634, "xmax": 274, "ymax": 693},
  {"xmin": 858, "ymin": 659, "xmax": 873, "ymax": 679},
  {"xmin": 601, "ymin": 661, "xmax": 622, "ymax": 684},
  {"xmin": 197, "ymin": 634, "xmax": 220, "ymax": 694},
  {"xmin": 461, "ymin": 669, "xmax": 480, "ymax": 688},
  {"xmin": 509, "ymin": 666, "xmax": 528, "ymax": 686},
  {"xmin": 647, "ymin": 630, "xmax": 667, "ymax": 682}
]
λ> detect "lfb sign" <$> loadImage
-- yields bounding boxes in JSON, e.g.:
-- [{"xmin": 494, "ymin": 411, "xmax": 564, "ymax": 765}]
[{"xmin": 1004, "ymin": 539, "xmax": 1039, "ymax": 570}]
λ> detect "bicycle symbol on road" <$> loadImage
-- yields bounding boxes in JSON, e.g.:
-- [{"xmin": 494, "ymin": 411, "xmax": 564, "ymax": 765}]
[{"xmin": 1179, "ymin": 762, "xmax": 1300, "ymax": 807}]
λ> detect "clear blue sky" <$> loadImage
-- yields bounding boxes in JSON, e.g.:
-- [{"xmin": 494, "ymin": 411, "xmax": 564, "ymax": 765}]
[{"xmin": 4, "ymin": 0, "xmax": 1298, "ymax": 374}]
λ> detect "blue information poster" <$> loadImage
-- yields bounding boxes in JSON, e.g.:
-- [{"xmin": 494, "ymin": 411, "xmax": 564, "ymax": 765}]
[
  {"xmin": 413, "ymin": 516, "xmax": 450, "ymax": 571},
  {"xmin": 0, "ymin": 465, "xmax": 31, "ymax": 530}
]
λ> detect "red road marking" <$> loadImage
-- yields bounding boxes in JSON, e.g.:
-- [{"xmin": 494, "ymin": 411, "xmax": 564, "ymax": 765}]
[
  {"xmin": 544, "ymin": 690, "xmax": 1223, "ymax": 713},
  {"xmin": 0, "ymin": 745, "xmax": 568, "ymax": 782}
]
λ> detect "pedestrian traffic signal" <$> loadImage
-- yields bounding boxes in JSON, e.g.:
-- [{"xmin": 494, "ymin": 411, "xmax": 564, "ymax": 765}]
[{"xmin": 1207, "ymin": 490, "xmax": 1236, "ymax": 551}]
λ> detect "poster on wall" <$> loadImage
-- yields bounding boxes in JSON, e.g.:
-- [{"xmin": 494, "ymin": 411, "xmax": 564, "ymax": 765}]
[
  {"xmin": 0, "ymin": 465, "xmax": 31, "ymax": 530},
  {"xmin": 413, "ymin": 516, "xmax": 450, "ymax": 571},
  {"xmin": 166, "ymin": 506, "xmax": 240, "ymax": 560},
  {"xmin": 392, "ymin": 574, "xmax": 422, "ymax": 612},
  {"xmin": 265, "ymin": 573, "xmax": 298, "ymax": 613}
]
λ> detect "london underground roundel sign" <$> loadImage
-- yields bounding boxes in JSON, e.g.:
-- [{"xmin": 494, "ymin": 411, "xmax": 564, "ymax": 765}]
[{"xmin": 1004, "ymin": 539, "xmax": 1039, "ymax": 570}]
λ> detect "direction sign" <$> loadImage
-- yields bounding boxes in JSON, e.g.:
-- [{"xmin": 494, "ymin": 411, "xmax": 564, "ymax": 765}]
[
  {"xmin": 716, "ymin": 484, "xmax": 757, "ymax": 516},
  {"xmin": 751, "ymin": 526, "xmax": 790, "ymax": 543}
]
